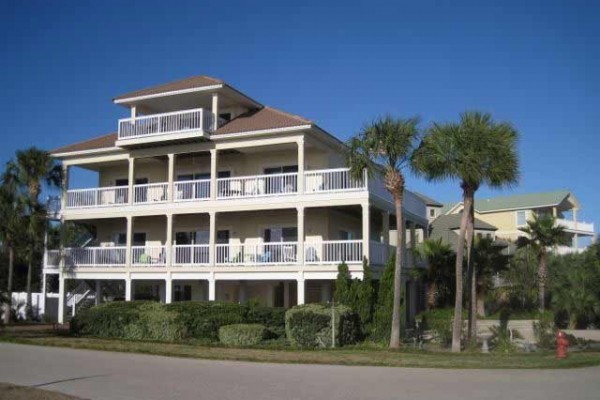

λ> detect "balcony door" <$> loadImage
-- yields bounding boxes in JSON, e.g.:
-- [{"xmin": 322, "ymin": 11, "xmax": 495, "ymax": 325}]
[{"xmin": 264, "ymin": 165, "xmax": 297, "ymax": 194}]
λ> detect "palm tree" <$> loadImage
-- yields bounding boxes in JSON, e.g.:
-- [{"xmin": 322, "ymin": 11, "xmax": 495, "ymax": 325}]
[
  {"xmin": 472, "ymin": 237, "xmax": 507, "ymax": 316},
  {"xmin": 6, "ymin": 148, "xmax": 62, "ymax": 317},
  {"xmin": 413, "ymin": 238, "xmax": 456, "ymax": 310},
  {"xmin": 0, "ymin": 176, "xmax": 25, "ymax": 324},
  {"xmin": 412, "ymin": 111, "xmax": 519, "ymax": 351},
  {"xmin": 517, "ymin": 214, "xmax": 568, "ymax": 312},
  {"xmin": 346, "ymin": 115, "xmax": 421, "ymax": 348}
]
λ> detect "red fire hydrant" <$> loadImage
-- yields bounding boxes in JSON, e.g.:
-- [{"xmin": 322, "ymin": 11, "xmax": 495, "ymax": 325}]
[{"xmin": 556, "ymin": 330, "xmax": 569, "ymax": 359}]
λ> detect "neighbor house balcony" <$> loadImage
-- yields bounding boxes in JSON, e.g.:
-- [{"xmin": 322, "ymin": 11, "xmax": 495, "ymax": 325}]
[
  {"xmin": 116, "ymin": 108, "xmax": 214, "ymax": 146},
  {"xmin": 45, "ymin": 240, "xmax": 393, "ymax": 270},
  {"xmin": 556, "ymin": 218, "xmax": 595, "ymax": 234}
]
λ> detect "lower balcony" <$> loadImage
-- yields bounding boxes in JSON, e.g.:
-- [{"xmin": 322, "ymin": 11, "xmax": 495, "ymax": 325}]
[{"xmin": 45, "ymin": 240, "xmax": 394, "ymax": 270}]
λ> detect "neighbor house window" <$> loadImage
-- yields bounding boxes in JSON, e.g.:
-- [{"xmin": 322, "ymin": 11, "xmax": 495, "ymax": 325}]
[
  {"xmin": 429, "ymin": 209, "xmax": 436, "ymax": 218},
  {"xmin": 516, "ymin": 210, "xmax": 527, "ymax": 227}
]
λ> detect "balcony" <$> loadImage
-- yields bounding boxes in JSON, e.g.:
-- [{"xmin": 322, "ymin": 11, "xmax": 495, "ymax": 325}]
[
  {"xmin": 45, "ymin": 240, "xmax": 393, "ymax": 270},
  {"xmin": 116, "ymin": 108, "xmax": 214, "ymax": 146},
  {"xmin": 556, "ymin": 218, "xmax": 595, "ymax": 234}
]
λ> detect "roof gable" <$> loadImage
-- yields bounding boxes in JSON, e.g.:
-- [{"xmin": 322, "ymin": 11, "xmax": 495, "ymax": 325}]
[
  {"xmin": 113, "ymin": 76, "xmax": 223, "ymax": 102},
  {"xmin": 476, "ymin": 190, "xmax": 572, "ymax": 212},
  {"xmin": 51, "ymin": 132, "xmax": 117, "ymax": 154},
  {"xmin": 214, "ymin": 107, "xmax": 311, "ymax": 135}
]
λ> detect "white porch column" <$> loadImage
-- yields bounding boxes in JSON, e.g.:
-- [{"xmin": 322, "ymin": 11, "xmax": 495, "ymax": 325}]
[
  {"xmin": 128, "ymin": 157, "xmax": 135, "ymax": 205},
  {"xmin": 167, "ymin": 153, "xmax": 175, "ymax": 202},
  {"xmin": 40, "ymin": 272, "xmax": 47, "ymax": 318},
  {"xmin": 165, "ymin": 276, "xmax": 172, "ymax": 304},
  {"xmin": 297, "ymin": 206, "xmax": 305, "ymax": 265},
  {"xmin": 57, "ymin": 274, "xmax": 65, "ymax": 324},
  {"xmin": 130, "ymin": 105, "xmax": 137, "ymax": 121},
  {"xmin": 210, "ymin": 149, "xmax": 218, "ymax": 200},
  {"xmin": 283, "ymin": 281, "xmax": 290, "ymax": 308},
  {"xmin": 125, "ymin": 277, "xmax": 132, "ymax": 301},
  {"xmin": 209, "ymin": 211, "xmax": 216, "ymax": 266},
  {"xmin": 553, "ymin": 207, "xmax": 558, "ymax": 218},
  {"xmin": 126, "ymin": 216, "xmax": 133, "ymax": 268},
  {"xmin": 211, "ymin": 93, "xmax": 219, "ymax": 131},
  {"xmin": 60, "ymin": 165, "xmax": 70, "ymax": 210},
  {"xmin": 208, "ymin": 277, "xmax": 216, "ymax": 301},
  {"xmin": 297, "ymin": 277, "xmax": 305, "ymax": 305},
  {"xmin": 166, "ymin": 214, "xmax": 173, "ymax": 268},
  {"xmin": 362, "ymin": 203, "xmax": 370, "ymax": 262},
  {"xmin": 95, "ymin": 280, "xmax": 102, "ymax": 306},
  {"xmin": 297, "ymin": 136, "xmax": 305, "ymax": 194}
]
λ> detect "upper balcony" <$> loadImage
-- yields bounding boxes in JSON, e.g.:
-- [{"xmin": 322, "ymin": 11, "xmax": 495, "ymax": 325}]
[
  {"xmin": 62, "ymin": 168, "xmax": 427, "ymax": 220},
  {"xmin": 556, "ymin": 218, "xmax": 595, "ymax": 235},
  {"xmin": 116, "ymin": 108, "xmax": 215, "ymax": 147}
]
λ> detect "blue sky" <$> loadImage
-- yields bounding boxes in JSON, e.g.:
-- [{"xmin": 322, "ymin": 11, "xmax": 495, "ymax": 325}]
[{"xmin": 1, "ymin": 1, "xmax": 598, "ymax": 230}]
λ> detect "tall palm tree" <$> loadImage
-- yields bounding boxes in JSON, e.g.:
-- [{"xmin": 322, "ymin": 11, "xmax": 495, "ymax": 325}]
[
  {"xmin": 346, "ymin": 115, "xmax": 421, "ymax": 348},
  {"xmin": 517, "ymin": 214, "xmax": 568, "ymax": 312},
  {"xmin": 6, "ymin": 148, "xmax": 62, "ymax": 317},
  {"xmin": 0, "ymin": 172, "xmax": 25, "ymax": 323},
  {"xmin": 413, "ymin": 238, "xmax": 456, "ymax": 310},
  {"xmin": 412, "ymin": 111, "xmax": 519, "ymax": 351}
]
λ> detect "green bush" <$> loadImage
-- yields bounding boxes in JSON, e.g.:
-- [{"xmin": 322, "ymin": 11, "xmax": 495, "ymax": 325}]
[
  {"xmin": 285, "ymin": 304, "xmax": 360, "ymax": 348},
  {"xmin": 164, "ymin": 301, "xmax": 246, "ymax": 340},
  {"xmin": 245, "ymin": 305, "xmax": 286, "ymax": 339},
  {"xmin": 71, "ymin": 301, "xmax": 150, "ymax": 338},
  {"xmin": 218, "ymin": 324, "xmax": 266, "ymax": 346},
  {"xmin": 417, "ymin": 308, "xmax": 454, "ymax": 347},
  {"xmin": 123, "ymin": 302, "xmax": 183, "ymax": 342},
  {"xmin": 533, "ymin": 311, "xmax": 556, "ymax": 349},
  {"xmin": 372, "ymin": 255, "xmax": 397, "ymax": 342}
]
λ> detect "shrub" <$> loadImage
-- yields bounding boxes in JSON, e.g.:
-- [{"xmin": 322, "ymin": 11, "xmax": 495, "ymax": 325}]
[
  {"xmin": 372, "ymin": 254, "xmax": 397, "ymax": 342},
  {"xmin": 334, "ymin": 259, "xmax": 376, "ymax": 336},
  {"xmin": 219, "ymin": 324, "xmax": 266, "ymax": 346},
  {"xmin": 246, "ymin": 305, "xmax": 286, "ymax": 339},
  {"xmin": 165, "ymin": 301, "xmax": 246, "ymax": 340},
  {"xmin": 417, "ymin": 308, "xmax": 454, "ymax": 347},
  {"xmin": 71, "ymin": 301, "xmax": 151, "ymax": 338},
  {"xmin": 123, "ymin": 302, "xmax": 183, "ymax": 342},
  {"xmin": 533, "ymin": 311, "xmax": 556, "ymax": 349},
  {"xmin": 285, "ymin": 304, "xmax": 360, "ymax": 348}
]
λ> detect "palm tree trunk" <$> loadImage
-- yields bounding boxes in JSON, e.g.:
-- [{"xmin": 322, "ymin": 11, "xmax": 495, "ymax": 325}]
[
  {"xmin": 26, "ymin": 256, "xmax": 33, "ymax": 319},
  {"xmin": 389, "ymin": 192, "xmax": 404, "ymax": 349},
  {"xmin": 452, "ymin": 186, "xmax": 472, "ymax": 352},
  {"xmin": 3, "ymin": 246, "xmax": 14, "ymax": 324},
  {"xmin": 538, "ymin": 249, "xmax": 547, "ymax": 313},
  {"xmin": 466, "ymin": 201, "xmax": 476, "ymax": 341},
  {"xmin": 427, "ymin": 282, "xmax": 437, "ymax": 310}
]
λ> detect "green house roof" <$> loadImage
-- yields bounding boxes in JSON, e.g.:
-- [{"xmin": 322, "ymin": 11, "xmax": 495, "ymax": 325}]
[
  {"xmin": 431, "ymin": 214, "xmax": 497, "ymax": 231},
  {"xmin": 475, "ymin": 190, "xmax": 573, "ymax": 213},
  {"xmin": 440, "ymin": 190, "xmax": 574, "ymax": 215},
  {"xmin": 413, "ymin": 192, "xmax": 443, "ymax": 207}
]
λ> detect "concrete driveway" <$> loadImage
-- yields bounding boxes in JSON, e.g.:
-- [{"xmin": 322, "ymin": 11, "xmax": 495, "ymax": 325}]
[{"xmin": 1, "ymin": 343, "xmax": 599, "ymax": 400}]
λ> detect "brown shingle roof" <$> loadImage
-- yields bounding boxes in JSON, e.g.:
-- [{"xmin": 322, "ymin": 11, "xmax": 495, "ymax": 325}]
[
  {"xmin": 214, "ymin": 107, "xmax": 311, "ymax": 135},
  {"xmin": 113, "ymin": 76, "xmax": 223, "ymax": 101},
  {"xmin": 51, "ymin": 132, "xmax": 117, "ymax": 154}
]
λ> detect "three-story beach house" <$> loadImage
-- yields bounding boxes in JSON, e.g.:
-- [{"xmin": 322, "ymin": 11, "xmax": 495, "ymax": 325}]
[{"xmin": 45, "ymin": 76, "xmax": 429, "ymax": 323}]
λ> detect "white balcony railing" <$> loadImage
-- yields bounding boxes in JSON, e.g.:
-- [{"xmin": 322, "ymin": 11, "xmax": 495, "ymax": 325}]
[
  {"xmin": 304, "ymin": 240, "xmax": 363, "ymax": 264},
  {"xmin": 216, "ymin": 242, "xmax": 299, "ymax": 265},
  {"xmin": 173, "ymin": 244, "xmax": 210, "ymax": 266},
  {"xmin": 217, "ymin": 173, "xmax": 298, "ymax": 199},
  {"xmin": 553, "ymin": 246, "xmax": 587, "ymax": 255},
  {"xmin": 174, "ymin": 179, "xmax": 211, "ymax": 202},
  {"xmin": 118, "ymin": 108, "xmax": 214, "ymax": 140},
  {"xmin": 45, "ymin": 250, "xmax": 61, "ymax": 268},
  {"xmin": 134, "ymin": 183, "xmax": 169, "ymax": 204},
  {"xmin": 131, "ymin": 246, "xmax": 166, "ymax": 266},
  {"xmin": 304, "ymin": 168, "xmax": 366, "ymax": 193},
  {"xmin": 66, "ymin": 186, "xmax": 129, "ymax": 209},
  {"xmin": 63, "ymin": 247, "xmax": 127, "ymax": 267},
  {"xmin": 556, "ymin": 218, "xmax": 595, "ymax": 234}
]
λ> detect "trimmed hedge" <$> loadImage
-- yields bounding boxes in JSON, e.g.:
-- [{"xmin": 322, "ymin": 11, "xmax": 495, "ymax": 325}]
[
  {"xmin": 72, "ymin": 301, "xmax": 286, "ymax": 343},
  {"xmin": 219, "ymin": 324, "xmax": 266, "ymax": 346},
  {"xmin": 285, "ymin": 304, "xmax": 361, "ymax": 348}
]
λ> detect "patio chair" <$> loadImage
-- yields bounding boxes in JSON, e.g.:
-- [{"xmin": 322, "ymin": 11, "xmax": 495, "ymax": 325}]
[{"xmin": 282, "ymin": 245, "xmax": 297, "ymax": 263}]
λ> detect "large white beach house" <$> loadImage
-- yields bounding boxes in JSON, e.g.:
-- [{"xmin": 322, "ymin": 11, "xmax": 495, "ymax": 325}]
[{"xmin": 45, "ymin": 76, "xmax": 428, "ymax": 323}]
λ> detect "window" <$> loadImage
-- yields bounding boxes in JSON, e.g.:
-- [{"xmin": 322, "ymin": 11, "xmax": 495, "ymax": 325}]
[
  {"xmin": 219, "ymin": 113, "xmax": 232, "ymax": 122},
  {"xmin": 429, "ymin": 209, "xmax": 436, "ymax": 218},
  {"xmin": 263, "ymin": 227, "xmax": 297, "ymax": 242},
  {"xmin": 516, "ymin": 210, "xmax": 527, "ymax": 227}
]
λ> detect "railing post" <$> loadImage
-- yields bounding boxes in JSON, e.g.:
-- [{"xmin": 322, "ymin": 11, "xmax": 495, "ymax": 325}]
[
  {"xmin": 166, "ymin": 214, "xmax": 173, "ymax": 269},
  {"xmin": 209, "ymin": 211, "xmax": 216, "ymax": 266},
  {"xmin": 297, "ymin": 206, "xmax": 305, "ymax": 265},
  {"xmin": 210, "ymin": 149, "xmax": 218, "ymax": 200},
  {"xmin": 168, "ymin": 154, "xmax": 175, "ymax": 202},
  {"xmin": 126, "ymin": 216, "xmax": 133, "ymax": 268},
  {"xmin": 128, "ymin": 157, "xmax": 135, "ymax": 205},
  {"xmin": 297, "ymin": 137, "xmax": 305, "ymax": 194}
]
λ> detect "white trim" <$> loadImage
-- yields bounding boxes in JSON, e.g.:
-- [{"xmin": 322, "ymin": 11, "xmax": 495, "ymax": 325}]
[
  {"xmin": 479, "ymin": 203, "xmax": 565, "ymax": 214},
  {"xmin": 212, "ymin": 125, "xmax": 312, "ymax": 140},
  {"xmin": 52, "ymin": 147, "xmax": 123, "ymax": 158},
  {"xmin": 113, "ymin": 85, "xmax": 224, "ymax": 104}
]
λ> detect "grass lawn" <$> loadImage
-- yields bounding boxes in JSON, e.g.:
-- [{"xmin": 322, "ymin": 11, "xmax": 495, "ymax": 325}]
[
  {"xmin": 1, "ymin": 327, "xmax": 599, "ymax": 370},
  {"xmin": 0, "ymin": 383, "xmax": 85, "ymax": 400}
]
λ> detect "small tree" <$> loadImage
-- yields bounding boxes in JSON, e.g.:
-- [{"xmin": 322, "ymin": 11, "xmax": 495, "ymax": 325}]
[
  {"xmin": 412, "ymin": 239, "xmax": 456, "ymax": 310},
  {"xmin": 333, "ymin": 259, "xmax": 375, "ymax": 334},
  {"xmin": 472, "ymin": 237, "xmax": 507, "ymax": 317},
  {"xmin": 334, "ymin": 262, "xmax": 352, "ymax": 305},
  {"xmin": 346, "ymin": 115, "xmax": 421, "ymax": 348},
  {"xmin": 517, "ymin": 214, "xmax": 568, "ymax": 312},
  {"xmin": 372, "ymin": 254, "xmax": 396, "ymax": 342}
]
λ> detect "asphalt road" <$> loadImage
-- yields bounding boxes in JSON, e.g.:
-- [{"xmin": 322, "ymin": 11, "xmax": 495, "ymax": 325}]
[{"xmin": 1, "ymin": 343, "xmax": 599, "ymax": 400}]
